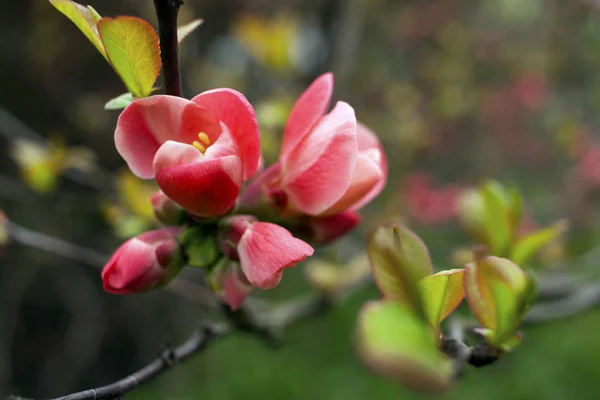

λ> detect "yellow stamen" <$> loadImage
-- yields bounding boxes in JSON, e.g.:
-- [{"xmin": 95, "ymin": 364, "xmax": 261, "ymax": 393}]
[
  {"xmin": 197, "ymin": 132, "xmax": 211, "ymax": 145},
  {"xmin": 191, "ymin": 132, "xmax": 211, "ymax": 154},
  {"xmin": 192, "ymin": 141, "xmax": 206, "ymax": 153}
]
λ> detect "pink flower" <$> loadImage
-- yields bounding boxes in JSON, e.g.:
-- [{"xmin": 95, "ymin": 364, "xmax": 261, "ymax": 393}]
[
  {"xmin": 102, "ymin": 228, "xmax": 183, "ymax": 294},
  {"xmin": 115, "ymin": 91, "xmax": 260, "ymax": 217},
  {"xmin": 403, "ymin": 173, "xmax": 461, "ymax": 226},
  {"xmin": 218, "ymin": 215, "xmax": 314, "ymax": 289},
  {"xmin": 258, "ymin": 73, "xmax": 387, "ymax": 217},
  {"xmin": 212, "ymin": 263, "xmax": 253, "ymax": 310},
  {"xmin": 577, "ymin": 145, "xmax": 600, "ymax": 187}
]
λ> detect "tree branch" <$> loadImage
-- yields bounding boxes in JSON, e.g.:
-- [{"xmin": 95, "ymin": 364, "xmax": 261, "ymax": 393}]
[
  {"xmin": 5, "ymin": 219, "xmax": 217, "ymax": 307},
  {"xmin": 153, "ymin": 0, "xmax": 183, "ymax": 97},
  {"xmin": 6, "ymin": 323, "xmax": 230, "ymax": 400}
]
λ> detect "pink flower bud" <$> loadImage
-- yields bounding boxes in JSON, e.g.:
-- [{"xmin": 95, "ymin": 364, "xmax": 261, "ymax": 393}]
[
  {"xmin": 102, "ymin": 228, "xmax": 183, "ymax": 294},
  {"xmin": 309, "ymin": 211, "xmax": 361, "ymax": 244},
  {"xmin": 151, "ymin": 190, "xmax": 183, "ymax": 225},
  {"xmin": 211, "ymin": 263, "xmax": 253, "ymax": 310}
]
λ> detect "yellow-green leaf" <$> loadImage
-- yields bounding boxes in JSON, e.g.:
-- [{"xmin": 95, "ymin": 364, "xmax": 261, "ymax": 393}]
[
  {"xmin": 464, "ymin": 256, "xmax": 532, "ymax": 347},
  {"xmin": 418, "ymin": 269, "xmax": 465, "ymax": 331},
  {"xmin": 49, "ymin": 0, "xmax": 107, "ymax": 59},
  {"xmin": 368, "ymin": 225, "xmax": 433, "ymax": 314},
  {"xmin": 104, "ymin": 92, "xmax": 135, "ymax": 110},
  {"xmin": 356, "ymin": 300, "xmax": 452, "ymax": 393},
  {"xmin": 511, "ymin": 220, "xmax": 568, "ymax": 266},
  {"xmin": 481, "ymin": 181, "xmax": 512, "ymax": 255},
  {"xmin": 178, "ymin": 19, "xmax": 203, "ymax": 44},
  {"xmin": 97, "ymin": 16, "xmax": 161, "ymax": 98}
]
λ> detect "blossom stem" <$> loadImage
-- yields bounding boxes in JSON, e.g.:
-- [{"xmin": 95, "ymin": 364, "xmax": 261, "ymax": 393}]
[{"xmin": 153, "ymin": 0, "xmax": 183, "ymax": 97}]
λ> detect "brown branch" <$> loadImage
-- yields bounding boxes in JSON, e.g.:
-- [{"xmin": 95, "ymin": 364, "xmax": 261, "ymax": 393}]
[
  {"xmin": 6, "ymin": 323, "xmax": 229, "ymax": 400},
  {"xmin": 153, "ymin": 0, "xmax": 183, "ymax": 97},
  {"xmin": 5, "ymin": 219, "xmax": 217, "ymax": 307}
]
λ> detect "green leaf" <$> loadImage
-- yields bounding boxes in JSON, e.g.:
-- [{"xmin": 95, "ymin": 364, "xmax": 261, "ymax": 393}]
[
  {"xmin": 178, "ymin": 19, "xmax": 204, "ymax": 44},
  {"xmin": 49, "ymin": 0, "xmax": 107, "ymax": 59},
  {"xmin": 368, "ymin": 225, "xmax": 433, "ymax": 314},
  {"xmin": 457, "ymin": 188, "xmax": 487, "ymax": 242},
  {"xmin": 181, "ymin": 226, "xmax": 220, "ymax": 268},
  {"xmin": 508, "ymin": 186, "xmax": 524, "ymax": 232},
  {"xmin": 97, "ymin": 16, "xmax": 161, "ymax": 98},
  {"xmin": 356, "ymin": 300, "xmax": 452, "ymax": 393},
  {"xmin": 104, "ymin": 92, "xmax": 135, "ymax": 110},
  {"xmin": 481, "ymin": 181, "xmax": 512, "ymax": 255},
  {"xmin": 464, "ymin": 256, "xmax": 532, "ymax": 347},
  {"xmin": 511, "ymin": 220, "xmax": 567, "ymax": 266},
  {"xmin": 418, "ymin": 269, "xmax": 465, "ymax": 331}
]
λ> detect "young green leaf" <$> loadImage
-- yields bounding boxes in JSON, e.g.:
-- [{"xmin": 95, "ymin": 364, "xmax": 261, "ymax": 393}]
[
  {"xmin": 49, "ymin": 0, "xmax": 107, "ymax": 59},
  {"xmin": 481, "ymin": 181, "xmax": 512, "ymax": 255},
  {"xmin": 368, "ymin": 225, "xmax": 433, "ymax": 314},
  {"xmin": 511, "ymin": 220, "xmax": 567, "ymax": 266},
  {"xmin": 104, "ymin": 92, "xmax": 135, "ymax": 110},
  {"xmin": 457, "ymin": 187, "xmax": 487, "ymax": 242},
  {"xmin": 178, "ymin": 19, "xmax": 204, "ymax": 44},
  {"xmin": 418, "ymin": 269, "xmax": 465, "ymax": 331},
  {"xmin": 356, "ymin": 300, "xmax": 452, "ymax": 393},
  {"xmin": 97, "ymin": 16, "xmax": 161, "ymax": 98},
  {"xmin": 464, "ymin": 256, "xmax": 533, "ymax": 348},
  {"xmin": 508, "ymin": 186, "xmax": 524, "ymax": 233}
]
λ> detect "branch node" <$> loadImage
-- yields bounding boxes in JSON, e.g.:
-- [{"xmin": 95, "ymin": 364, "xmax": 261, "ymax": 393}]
[{"xmin": 158, "ymin": 341, "xmax": 177, "ymax": 367}]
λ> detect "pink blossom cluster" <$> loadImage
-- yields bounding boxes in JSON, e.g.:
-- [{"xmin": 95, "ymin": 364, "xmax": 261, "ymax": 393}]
[
  {"xmin": 101, "ymin": 73, "xmax": 387, "ymax": 308},
  {"xmin": 402, "ymin": 172, "xmax": 461, "ymax": 226}
]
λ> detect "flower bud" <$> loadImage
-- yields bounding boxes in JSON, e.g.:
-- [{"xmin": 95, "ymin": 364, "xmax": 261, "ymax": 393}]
[
  {"xmin": 309, "ymin": 211, "xmax": 361, "ymax": 245},
  {"xmin": 217, "ymin": 215, "xmax": 257, "ymax": 261},
  {"xmin": 151, "ymin": 190, "xmax": 184, "ymax": 225},
  {"xmin": 210, "ymin": 262, "xmax": 253, "ymax": 310},
  {"xmin": 102, "ymin": 228, "xmax": 183, "ymax": 294}
]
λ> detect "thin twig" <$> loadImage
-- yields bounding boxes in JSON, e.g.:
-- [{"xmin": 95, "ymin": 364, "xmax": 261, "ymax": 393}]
[
  {"xmin": 6, "ymin": 323, "xmax": 230, "ymax": 400},
  {"xmin": 5, "ymin": 219, "xmax": 216, "ymax": 307},
  {"xmin": 153, "ymin": 0, "xmax": 183, "ymax": 97},
  {"xmin": 525, "ymin": 283, "xmax": 600, "ymax": 323}
]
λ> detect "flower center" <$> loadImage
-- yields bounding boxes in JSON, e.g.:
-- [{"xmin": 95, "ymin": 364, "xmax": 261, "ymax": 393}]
[{"xmin": 192, "ymin": 132, "xmax": 211, "ymax": 154}]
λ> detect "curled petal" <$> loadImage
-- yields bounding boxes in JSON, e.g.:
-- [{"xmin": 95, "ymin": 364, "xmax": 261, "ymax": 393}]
[
  {"xmin": 154, "ymin": 148, "xmax": 242, "ymax": 217},
  {"xmin": 115, "ymin": 95, "xmax": 216, "ymax": 179},
  {"xmin": 191, "ymin": 89, "xmax": 260, "ymax": 180},
  {"xmin": 238, "ymin": 222, "xmax": 314, "ymax": 289},
  {"xmin": 281, "ymin": 73, "xmax": 334, "ymax": 161},
  {"xmin": 282, "ymin": 101, "xmax": 357, "ymax": 215},
  {"xmin": 323, "ymin": 149, "xmax": 384, "ymax": 215},
  {"xmin": 352, "ymin": 123, "xmax": 388, "ymax": 210}
]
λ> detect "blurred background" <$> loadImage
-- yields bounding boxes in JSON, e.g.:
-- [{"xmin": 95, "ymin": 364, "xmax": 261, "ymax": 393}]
[{"xmin": 3, "ymin": 0, "xmax": 600, "ymax": 398}]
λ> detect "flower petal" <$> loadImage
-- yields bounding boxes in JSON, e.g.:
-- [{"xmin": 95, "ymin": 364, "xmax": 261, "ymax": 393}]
[
  {"xmin": 352, "ymin": 123, "xmax": 388, "ymax": 210},
  {"xmin": 322, "ymin": 149, "xmax": 384, "ymax": 215},
  {"xmin": 281, "ymin": 73, "xmax": 333, "ymax": 161},
  {"xmin": 115, "ymin": 95, "xmax": 214, "ymax": 179},
  {"xmin": 154, "ymin": 150, "xmax": 242, "ymax": 217},
  {"xmin": 191, "ymin": 89, "xmax": 260, "ymax": 180},
  {"xmin": 238, "ymin": 222, "xmax": 314, "ymax": 289},
  {"xmin": 282, "ymin": 101, "xmax": 357, "ymax": 215}
]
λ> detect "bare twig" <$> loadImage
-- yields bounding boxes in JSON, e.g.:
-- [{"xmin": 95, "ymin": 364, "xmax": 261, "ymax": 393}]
[
  {"xmin": 525, "ymin": 283, "xmax": 600, "ymax": 323},
  {"xmin": 5, "ymin": 219, "xmax": 217, "ymax": 307},
  {"xmin": 6, "ymin": 323, "xmax": 230, "ymax": 400}
]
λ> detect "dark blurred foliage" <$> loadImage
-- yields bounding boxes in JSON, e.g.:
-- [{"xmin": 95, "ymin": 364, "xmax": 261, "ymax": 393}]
[{"xmin": 3, "ymin": 0, "xmax": 600, "ymax": 399}]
